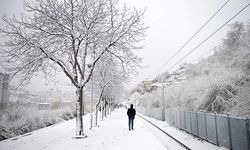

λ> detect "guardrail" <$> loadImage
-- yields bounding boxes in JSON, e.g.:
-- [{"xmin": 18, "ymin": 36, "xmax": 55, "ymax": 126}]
[{"xmin": 137, "ymin": 107, "xmax": 249, "ymax": 150}]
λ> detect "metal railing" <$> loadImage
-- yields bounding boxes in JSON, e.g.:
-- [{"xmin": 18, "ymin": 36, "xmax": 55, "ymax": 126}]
[{"xmin": 137, "ymin": 107, "xmax": 250, "ymax": 150}]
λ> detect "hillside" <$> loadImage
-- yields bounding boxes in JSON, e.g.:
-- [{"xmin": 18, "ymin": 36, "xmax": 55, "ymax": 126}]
[{"xmin": 129, "ymin": 21, "xmax": 250, "ymax": 117}]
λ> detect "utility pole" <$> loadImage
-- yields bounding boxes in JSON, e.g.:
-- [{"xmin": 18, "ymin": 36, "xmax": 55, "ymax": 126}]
[{"xmin": 162, "ymin": 76, "xmax": 165, "ymax": 121}]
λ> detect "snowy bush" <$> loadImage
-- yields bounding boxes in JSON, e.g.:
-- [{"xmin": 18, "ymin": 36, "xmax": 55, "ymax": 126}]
[
  {"xmin": 0, "ymin": 105, "xmax": 75, "ymax": 141},
  {"xmin": 199, "ymin": 84, "xmax": 237, "ymax": 113}
]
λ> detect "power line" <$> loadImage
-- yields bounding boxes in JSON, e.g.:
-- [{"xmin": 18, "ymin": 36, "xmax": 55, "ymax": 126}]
[
  {"xmin": 153, "ymin": 0, "xmax": 230, "ymax": 76},
  {"xmin": 166, "ymin": 3, "xmax": 250, "ymax": 73}
]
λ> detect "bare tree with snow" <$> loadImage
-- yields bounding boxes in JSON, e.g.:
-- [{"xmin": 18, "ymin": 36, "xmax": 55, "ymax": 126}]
[
  {"xmin": 0, "ymin": 0, "xmax": 146, "ymax": 136},
  {"xmin": 91, "ymin": 54, "xmax": 125, "ymax": 125}
]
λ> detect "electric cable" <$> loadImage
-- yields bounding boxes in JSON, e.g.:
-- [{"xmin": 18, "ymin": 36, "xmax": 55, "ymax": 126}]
[
  {"xmin": 153, "ymin": 0, "xmax": 231, "ymax": 76},
  {"xmin": 165, "ymin": 3, "xmax": 250, "ymax": 73}
]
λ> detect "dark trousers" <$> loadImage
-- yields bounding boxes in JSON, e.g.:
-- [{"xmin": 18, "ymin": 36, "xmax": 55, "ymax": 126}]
[{"xmin": 128, "ymin": 117, "xmax": 134, "ymax": 130}]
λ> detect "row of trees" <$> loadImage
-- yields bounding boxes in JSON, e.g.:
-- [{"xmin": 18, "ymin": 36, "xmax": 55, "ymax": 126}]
[
  {"xmin": 0, "ymin": 0, "xmax": 147, "ymax": 136},
  {"xmin": 87, "ymin": 54, "xmax": 126, "ymax": 127}
]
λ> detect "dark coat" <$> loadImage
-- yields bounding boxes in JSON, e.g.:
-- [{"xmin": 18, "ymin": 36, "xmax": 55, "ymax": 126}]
[{"xmin": 127, "ymin": 107, "xmax": 136, "ymax": 119}]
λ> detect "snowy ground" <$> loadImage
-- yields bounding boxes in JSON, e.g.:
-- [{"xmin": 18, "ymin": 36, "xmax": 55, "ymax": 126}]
[
  {"xmin": 0, "ymin": 108, "xmax": 227, "ymax": 150},
  {"xmin": 0, "ymin": 109, "xmax": 166, "ymax": 150}
]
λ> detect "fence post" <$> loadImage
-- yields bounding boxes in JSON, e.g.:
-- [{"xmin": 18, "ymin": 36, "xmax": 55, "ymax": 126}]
[
  {"xmin": 172, "ymin": 110, "xmax": 174, "ymax": 125},
  {"xmin": 204, "ymin": 112, "xmax": 208, "ymax": 139},
  {"xmin": 171, "ymin": 109, "xmax": 173, "ymax": 124},
  {"xmin": 162, "ymin": 107, "xmax": 165, "ymax": 121},
  {"xmin": 246, "ymin": 118, "xmax": 249, "ymax": 150},
  {"xmin": 196, "ymin": 111, "xmax": 199, "ymax": 137},
  {"xmin": 227, "ymin": 114, "xmax": 232, "ymax": 149},
  {"xmin": 190, "ymin": 111, "xmax": 193, "ymax": 134},
  {"xmin": 173, "ymin": 110, "xmax": 176, "ymax": 126},
  {"xmin": 214, "ymin": 113, "xmax": 219, "ymax": 146},
  {"xmin": 179, "ymin": 110, "xmax": 181, "ymax": 128},
  {"xmin": 184, "ymin": 110, "xmax": 186, "ymax": 129},
  {"xmin": 175, "ymin": 110, "xmax": 177, "ymax": 126},
  {"xmin": 169, "ymin": 109, "xmax": 172, "ymax": 124}
]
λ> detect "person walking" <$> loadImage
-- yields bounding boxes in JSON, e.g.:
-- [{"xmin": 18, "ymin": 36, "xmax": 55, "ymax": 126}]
[{"xmin": 127, "ymin": 104, "xmax": 136, "ymax": 130}]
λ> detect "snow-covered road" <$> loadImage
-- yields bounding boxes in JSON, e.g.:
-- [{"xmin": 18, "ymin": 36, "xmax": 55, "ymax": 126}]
[{"xmin": 0, "ymin": 109, "xmax": 167, "ymax": 150}]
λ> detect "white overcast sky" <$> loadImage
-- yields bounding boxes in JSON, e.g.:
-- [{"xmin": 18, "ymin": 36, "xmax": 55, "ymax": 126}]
[{"xmin": 0, "ymin": 0, "xmax": 250, "ymax": 92}]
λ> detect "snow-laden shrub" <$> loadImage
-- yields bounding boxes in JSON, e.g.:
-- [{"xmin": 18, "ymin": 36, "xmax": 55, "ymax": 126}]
[
  {"xmin": 0, "ymin": 126, "xmax": 14, "ymax": 140},
  {"xmin": 0, "ymin": 105, "xmax": 75, "ymax": 141},
  {"xmin": 199, "ymin": 84, "xmax": 237, "ymax": 113}
]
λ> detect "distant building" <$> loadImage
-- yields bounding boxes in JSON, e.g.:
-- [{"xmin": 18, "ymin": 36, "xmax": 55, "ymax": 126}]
[
  {"xmin": 142, "ymin": 79, "xmax": 157, "ymax": 86},
  {"xmin": 38, "ymin": 102, "xmax": 51, "ymax": 110},
  {"xmin": 0, "ymin": 73, "xmax": 9, "ymax": 110}
]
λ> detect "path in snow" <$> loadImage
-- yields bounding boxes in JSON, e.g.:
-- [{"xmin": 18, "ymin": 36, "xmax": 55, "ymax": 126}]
[{"xmin": 0, "ymin": 109, "xmax": 167, "ymax": 150}]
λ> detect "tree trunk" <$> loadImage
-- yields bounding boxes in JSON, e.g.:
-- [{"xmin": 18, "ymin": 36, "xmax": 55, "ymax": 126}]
[
  {"xmin": 104, "ymin": 100, "xmax": 107, "ymax": 117},
  {"xmin": 101, "ymin": 99, "xmax": 104, "ymax": 120},
  {"xmin": 104, "ymin": 100, "xmax": 106, "ymax": 117},
  {"xmin": 76, "ymin": 87, "xmax": 84, "ymax": 136},
  {"xmin": 108, "ymin": 98, "xmax": 111, "ymax": 115},
  {"xmin": 95, "ymin": 105, "xmax": 99, "ymax": 126},
  {"xmin": 94, "ymin": 94, "xmax": 102, "ymax": 126}
]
